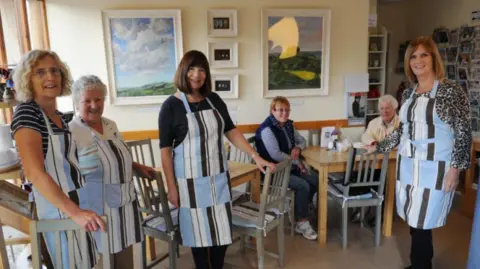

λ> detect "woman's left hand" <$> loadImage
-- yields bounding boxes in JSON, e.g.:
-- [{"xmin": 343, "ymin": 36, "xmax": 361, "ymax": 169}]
[
  {"xmin": 135, "ymin": 164, "xmax": 157, "ymax": 179},
  {"xmin": 253, "ymin": 156, "xmax": 276, "ymax": 174},
  {"xmin": 444, "ymin": 168, "xmax": 460, "ymax": 192}
]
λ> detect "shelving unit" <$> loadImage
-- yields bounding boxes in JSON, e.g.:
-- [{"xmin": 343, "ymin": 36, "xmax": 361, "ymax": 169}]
[{"xmin": 366, "ymin": 26, "xmax": 388, "ymax": 127}]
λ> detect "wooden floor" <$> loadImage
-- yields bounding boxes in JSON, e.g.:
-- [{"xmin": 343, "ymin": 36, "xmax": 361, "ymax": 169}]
[{"xmin": 7, "ymin": 198, "xmax": 473, "ymax": 269}]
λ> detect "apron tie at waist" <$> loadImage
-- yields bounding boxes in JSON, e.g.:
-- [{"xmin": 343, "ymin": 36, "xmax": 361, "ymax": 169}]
[{"xmin": 400, "ymin": 138, "xmax": 437, "ymax": 157}]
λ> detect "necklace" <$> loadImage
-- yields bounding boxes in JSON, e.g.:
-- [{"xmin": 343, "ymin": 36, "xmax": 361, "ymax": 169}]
[{"xmin": 192, "ymin": 102, "xmax": 201, "ymax": 110}]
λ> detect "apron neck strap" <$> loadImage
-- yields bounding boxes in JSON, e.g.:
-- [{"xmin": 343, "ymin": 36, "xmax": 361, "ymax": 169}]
[
  {"xmin": 180, "ymin": 92, "xmax": 192, "ymax": 114},
  {"xmin": 180, "ymin": 92, "xmax": 217, "ymax": 113},
  {"xmin": 40, "ymin": 109, "xmax": 55, "ymax": 136},
  {"xmin": 411, "ymin": 79, "xmax": 440, "ymax": 98}
]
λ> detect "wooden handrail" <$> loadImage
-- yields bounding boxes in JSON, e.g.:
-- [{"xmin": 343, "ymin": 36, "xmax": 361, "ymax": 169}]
[{"xmin": 121, "ymin": 119, "xmax": 352, "ymax": 141}]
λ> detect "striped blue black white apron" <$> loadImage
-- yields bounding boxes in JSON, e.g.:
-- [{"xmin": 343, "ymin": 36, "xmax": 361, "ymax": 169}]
[
  {"xmin": 468, "ymin": 186, "xmax": 480, "ymax": 268},
  {"xmin": 77, "ymin": 120, "xmax": 144, "ymax": 254},
  {"xmin": 396, "ymin": 80, "xmax": 455, "ymax": 229},
  {"xmin": 33, "ymin": 110, "xmax": 98, "ymax": 269},
  {"xmin": 173, "ymin": 92, "xmax": 233, "ymax": 247}
]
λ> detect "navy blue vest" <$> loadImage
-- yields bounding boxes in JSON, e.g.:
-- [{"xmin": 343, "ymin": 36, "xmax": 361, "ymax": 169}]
[{"xmin": 255, "ymin": 116, "xmax": 295, "ymax": 164}]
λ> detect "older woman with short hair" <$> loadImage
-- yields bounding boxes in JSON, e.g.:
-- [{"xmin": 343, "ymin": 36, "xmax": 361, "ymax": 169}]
[
  {"xmin": 69, "ymin": 75, "xmax": 154, "ymax": 268},
  {"xmin": 11, "ymin": 50, "xmax": 104, "ymax": 268},
  {"xmin": 361, "ymin": 94, "xmax": 400, "ymax": 146}
]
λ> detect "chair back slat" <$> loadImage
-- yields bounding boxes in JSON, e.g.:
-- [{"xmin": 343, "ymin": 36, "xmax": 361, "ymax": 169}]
[
  {"xmin": 257, "ymin": 159, "xmax": 292, "ymax": 227},
  {"xmin": 68, "ymin": 231, "xmax": 75, "ymax": 269},
  {"xmin": 342, "ymin": 147, "xmax": 390, "ymax": 196},
  {"xmin": 54, "ymin": 231, "xmax": 62, "ymax": 268},
  {"xmin": 126, "ymin": 139, "xmax": 156, "ymax": 167},
  {"xmin": 30, "ymin": 216, "xmax": 111, "ymax": 269},
  {"xmin": 227, "ymin": 136, "xmax": 256, "ymax": 164}
]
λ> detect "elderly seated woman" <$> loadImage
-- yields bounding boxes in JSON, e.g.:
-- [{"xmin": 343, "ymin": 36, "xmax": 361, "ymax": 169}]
[
  {"xmin": 361, "ymin": 94, "xmax": 400, "ymax": 146},
  {"xmin": 69, "ymin": 75, "xmax": 155, "ymax": 269},
  {"xmin": 255, "ymin": 96, "xmax": 318, "ymax": 240}
]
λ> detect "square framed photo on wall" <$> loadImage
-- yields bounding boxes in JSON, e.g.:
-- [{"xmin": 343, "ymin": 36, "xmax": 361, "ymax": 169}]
[
  {"xmin": 211, "ymin": 74, "xmax": 239, "ymax": 99},
  {"xmin": 207, "ymin": 41, "xmax": 238, "ymax": 68},
  {"xmin": 207, "ymin": 9, "xmax": 238, "ymax": 37}
]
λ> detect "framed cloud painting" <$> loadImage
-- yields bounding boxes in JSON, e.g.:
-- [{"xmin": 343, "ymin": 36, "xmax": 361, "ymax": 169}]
[
  {"xmin": 261, "ymin": 9, "xmax": 331, "ymax": 98},
  {"xmin": 102, "ymin": 9, "xmax": 183, "ymax": 105}
]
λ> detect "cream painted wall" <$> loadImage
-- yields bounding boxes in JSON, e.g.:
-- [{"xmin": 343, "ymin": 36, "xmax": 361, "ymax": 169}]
[
  {"xmin": 406, "ymin": 0, "xmax": 480, "ymax": 38},
  {"xmin": 45, "ymin": 0, "xmax": 369, "ymax": 133}
]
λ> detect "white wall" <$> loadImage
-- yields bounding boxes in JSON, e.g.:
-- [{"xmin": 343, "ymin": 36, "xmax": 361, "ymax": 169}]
[{"xmin": 45, "ymin": 0, "xmax": 369, "ymax": 134}]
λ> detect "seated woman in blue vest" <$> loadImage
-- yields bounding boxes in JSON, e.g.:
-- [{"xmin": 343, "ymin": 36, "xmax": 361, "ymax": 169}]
[{"xmin": 255, "ymin": 96, "xmax": 318, "ymax": 240}]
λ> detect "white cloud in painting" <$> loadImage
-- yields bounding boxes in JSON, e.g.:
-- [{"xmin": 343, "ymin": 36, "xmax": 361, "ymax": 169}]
[{"xmin": 111, "ymin": 18, "xmax": 175, "ymax": 76}]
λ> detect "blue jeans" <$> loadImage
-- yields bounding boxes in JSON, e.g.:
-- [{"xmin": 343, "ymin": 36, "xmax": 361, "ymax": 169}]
[{"xmin": 289, "ymin": 170, "xmax": 319, "ymax": 220}]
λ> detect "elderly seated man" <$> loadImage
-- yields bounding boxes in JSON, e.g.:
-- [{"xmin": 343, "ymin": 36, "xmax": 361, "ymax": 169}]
[{"xmin": 361, "ymin": 94, "xmax": 400, "ymax": 146}]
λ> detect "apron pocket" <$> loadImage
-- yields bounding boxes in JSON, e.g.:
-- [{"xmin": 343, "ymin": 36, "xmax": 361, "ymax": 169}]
[{"xmin": 105, "ymin": 182, "xmax": 136, "ymax": 208}]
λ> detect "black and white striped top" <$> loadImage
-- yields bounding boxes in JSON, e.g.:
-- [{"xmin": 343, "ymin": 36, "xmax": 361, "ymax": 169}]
[{"xmin": 11, "ymin": 101, "xmax": 69, "ymax": 159}]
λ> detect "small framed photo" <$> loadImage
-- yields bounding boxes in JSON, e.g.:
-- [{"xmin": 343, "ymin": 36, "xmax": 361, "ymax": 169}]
[
  {"xmin": 207, "ymin": 9, "xmax": 238, "ymax": 37},
  {"xmin": 207, "ymin": 41, "xmax": 238, "ymax": 68},
  {"xmin": 446, "ymin": 64, "xmax": 457, "ymax": 80},
  {"xmin": 211, "ymin": 74, "xmax": 239, "ymax": 99},
  {"xmin": 449, "ymin": 28, "xmax": 460, "ymax": 46},
  {"xmin": 458, "ymin": 67, "xmax": 470, "ymax": 80}
]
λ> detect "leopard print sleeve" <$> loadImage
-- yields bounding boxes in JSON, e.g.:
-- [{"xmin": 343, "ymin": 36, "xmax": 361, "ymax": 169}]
[
  {"xmin": 376, "ymin": 88, "xmax": 412, "ymax": 152},
  {"xmin": 435, "ymin": 80, "xmax": 472, "ymax": 170}
]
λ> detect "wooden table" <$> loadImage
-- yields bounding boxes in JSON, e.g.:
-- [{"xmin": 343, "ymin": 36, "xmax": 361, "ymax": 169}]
[
  {"xmin": 302, "ymin": 147, "xmax": 397, "ymax": 247},
  {"xmin": 0, "ymin": 181, "xmax": 33, "ymax": 269},
  {"xmin": 0, "ymin": 101, "xmax": 15, "ymax": 125},
  {"xmin": 0, "ymin": 164, "xmax": 22, "ymax": 185}
]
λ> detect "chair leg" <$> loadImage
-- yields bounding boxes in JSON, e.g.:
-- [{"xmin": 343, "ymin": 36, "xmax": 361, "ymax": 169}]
[
  {"xmin": 375, "ymin": 205, "xmax": 382, "ymax": 247},
  {"xmin": 168, "ymin": 240, "xmax": 177, "ymax": 269},
  {"xmin": 240, "ymin": 235, "xmax": 246, "ymax": 253},
  {"xmin": 256, "ymin": 229, "xmax": 265, "ymax": 269},
  {"xmin": 141, "ymin": 239, "xmax": 147, "ymax": 269},
  {"xmin": 290, "ymin": 193, "xmax": 295, "ymax": 236},
  {"xmin": 360, "ymin": 207, "xmax": 366, "ymax": 228},
  {"xmin": 278, "ymin": 215, "xmax": 285, "ymax": 267},
  {"xmin": 342, "ymin": 206, "xmax": 348, "ymax": 249}
]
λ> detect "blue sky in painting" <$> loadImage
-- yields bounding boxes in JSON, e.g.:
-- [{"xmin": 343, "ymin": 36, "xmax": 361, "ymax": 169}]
[
  {"xmin": 109, "ymin": 17, "xmax": 176, "ymax": 89},
  {"xmin": 268, "ymin": 16, "xmax": 323, "ymax": 53}
]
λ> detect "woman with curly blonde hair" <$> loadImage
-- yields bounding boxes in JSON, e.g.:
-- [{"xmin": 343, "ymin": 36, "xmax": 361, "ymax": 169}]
[{"xmin": 11, "ymin": 50, "xmax": 105, "ymax": 268}]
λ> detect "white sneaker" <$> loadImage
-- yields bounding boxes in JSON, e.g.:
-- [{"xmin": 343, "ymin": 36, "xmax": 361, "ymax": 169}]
[{"xmin": 295, "ymin": 221, "xmax": 318, "ymax": 240}]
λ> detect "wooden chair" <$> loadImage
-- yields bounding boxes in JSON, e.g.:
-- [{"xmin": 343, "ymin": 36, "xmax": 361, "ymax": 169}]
[
  {"xmin": 125, "ymin": 139, "xmax": 159, "ymax": 264},
  {"xmin": 327, "ymin": 147, "xmax": 389, "ymax": 248},
  {"xmin": 126, "ymin": 139, "xmax": 156, "ymax": 168},
  {"xmin": 30, "ymin": 217, "xmax": 111, "ymax": 269},
  {"xmin": 232, "ymin": 159, "xmax": 292, "ymax": 269},
  {"xmin": 134, "ymin": 171, "xmax": 179, "ymax": 269}
]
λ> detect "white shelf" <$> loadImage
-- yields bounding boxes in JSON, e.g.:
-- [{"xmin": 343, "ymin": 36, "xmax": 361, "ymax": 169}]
[
  {"xmin": 367, "ymin": 113, "xmax": 380, "ymax": 116},
  {"xmin": 369, "ymin": 82, "xmax": 382, "ymax": 85},
  {"xmin": 369, "ymin": 34, "xmax": 385, "ymax": 38},
  {"xmin": 368, "ymin": 67, "xmax": 384, "ymax": 70},
  {"xmin": 367, "ymin": 98, "xmax": 379, "ymax": 101}
]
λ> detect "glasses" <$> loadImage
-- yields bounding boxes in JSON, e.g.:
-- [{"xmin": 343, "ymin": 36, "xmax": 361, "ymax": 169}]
[
  {"xmin": 274, "ymin": 108, "xmax": 291, "ymax": 113},
  {"xmin": 33, "ymin": 67, "xmax": 61, "ymax": 79}
]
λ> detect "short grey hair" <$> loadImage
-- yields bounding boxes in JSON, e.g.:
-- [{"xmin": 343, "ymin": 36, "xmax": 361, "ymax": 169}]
[
  {"xmin": 13, "ymin": 50, "xmax": 72, "ymax": 103},
  {"xmin": 71, "ymin": 75, "xmax": 107, "ymax": 105},
  {"xmin": 378, "ymin": 94, "xmax": 398, "ymax": 110}
]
